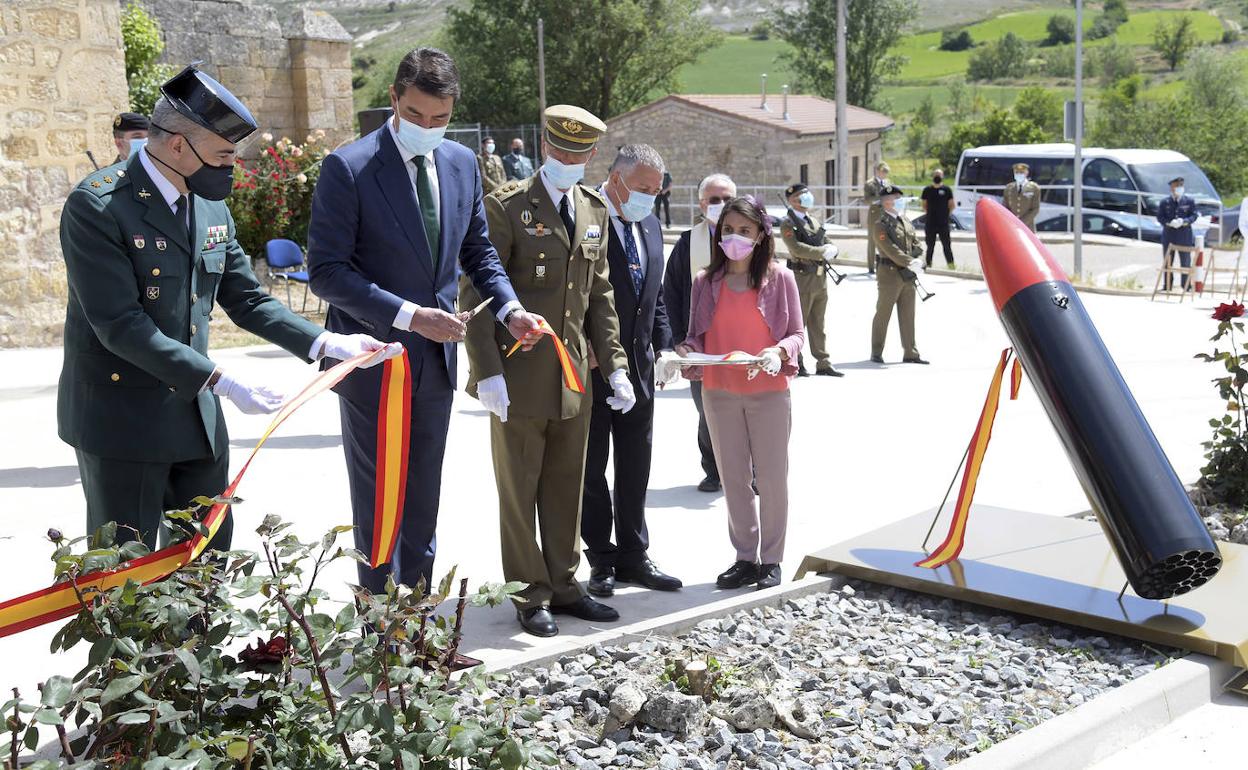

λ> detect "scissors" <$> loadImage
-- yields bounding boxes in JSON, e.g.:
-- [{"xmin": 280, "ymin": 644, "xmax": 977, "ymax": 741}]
[{"xmin": 461, "ymin": 298, "xmax": 492, "ymax": 320}]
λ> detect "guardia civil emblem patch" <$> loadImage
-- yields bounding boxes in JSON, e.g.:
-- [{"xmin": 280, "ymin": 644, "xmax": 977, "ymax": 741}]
[
  {"xmin": 155, "ymin": 238, "xmax": 167, "ymax": 251},
  {"xmin": 132, "ymin": 234, "xmax": 145, "ymax": 249},
  {"xmin": 146, "ymin": 286, "xmax": 160, "ymax": 301}
]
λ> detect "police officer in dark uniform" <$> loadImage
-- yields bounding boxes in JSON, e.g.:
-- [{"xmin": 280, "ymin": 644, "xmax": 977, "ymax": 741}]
[
  {"xmin": 1157, "ymin": 176, "xmax": 1198, "ymax": 291},
  {"xmin": 59, "ymin": 66, "xmax": 397, "ymax": 550}
]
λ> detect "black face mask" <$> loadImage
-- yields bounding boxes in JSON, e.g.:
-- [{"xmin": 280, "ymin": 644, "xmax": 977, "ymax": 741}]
[
  {"xmin": 148, "ymin": 126, "xmax": 235, "ymax": 201},
  {"xmin": 933, "ymin": 176, "xmax": 943, "ymax": 184}
]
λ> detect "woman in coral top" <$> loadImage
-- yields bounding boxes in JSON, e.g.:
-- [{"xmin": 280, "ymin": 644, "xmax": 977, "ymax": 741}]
[{"xmin": 675, "ymin": 196, "xmax": 805, "ymax": 590}]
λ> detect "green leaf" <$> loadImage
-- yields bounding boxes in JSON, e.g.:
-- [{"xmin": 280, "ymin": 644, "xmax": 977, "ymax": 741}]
[
  {"xmin": 306, "ymin": 612, "xmax": 335, "ymax": 641},
  {"xmin": 39, "ymin": 676, "xmax": 72, "ymax": 709},
  {"xmin": 117, "ymin": 710, "xmax": 152, "ymax": 725},
  {"xmin": 100, "ymin": 674, "xmax": 144, "ymax": 706},
  {"xmin": 32, "ymin": 707, "xmax": 62, "ymax": 725},
  {"xmin": 23, "ymin": 724, "xmax": 39, "ymax": 751},
  {"xmin": 497, "ymin": 736, "xmax": 524, "ymax": 770},
  {"xmin": 173, "ymin": 648, "xmax": 201, "ymax": 685},
  {"xmin": 529, "ymin": 745, "xmax": 558, "ymax": 766},
  {"xmin": 448, "ymin": 724, "xmax": 480, "ymax": 756},
  {"xmin": 226, "ymin": 740, "xmax": 251, "ymax": 760}
]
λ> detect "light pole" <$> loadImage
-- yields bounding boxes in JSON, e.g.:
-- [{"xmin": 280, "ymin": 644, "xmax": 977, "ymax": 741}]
[
  {"xmin": 835, "ymin": 0, "xmax": 848, "ymax": 226},
  {"xmin": 1073, "ymin": 0, "xmax": 1084, "ymax": 277}
]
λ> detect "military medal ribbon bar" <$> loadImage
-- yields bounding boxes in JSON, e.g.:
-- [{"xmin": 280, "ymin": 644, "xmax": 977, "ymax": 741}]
[{"xmin": 0, "ymin": 350, "xmax": 412, "ymax": 639}]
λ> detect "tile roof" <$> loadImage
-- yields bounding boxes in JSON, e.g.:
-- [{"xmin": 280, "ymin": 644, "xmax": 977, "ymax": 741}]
[{"xmin": 612, "ymin": 94, "xmax": 895, "ymax": 136}]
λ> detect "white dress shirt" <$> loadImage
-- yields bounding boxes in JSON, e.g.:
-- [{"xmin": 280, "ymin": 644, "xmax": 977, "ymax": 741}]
[
  {"xmin": 603, "ymin": 186, "xmax": 646, "ymax": 280},
  {"xmin": 540, "ymin": 167, "xmax": 574, "ymax": 228},
  {"xmin": 388, "ymin": 119, "xmax": 520, "ymax": 331}
]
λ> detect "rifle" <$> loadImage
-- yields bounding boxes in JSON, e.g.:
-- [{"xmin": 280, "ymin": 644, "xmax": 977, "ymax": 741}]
[
  {"xmin": 898, "ymin": 266, "xmax": 936, "ymax": 301},
  {"xmin": 85, "ymin": 150, "xmax": 99, "ymax": 171},
  {"xmin": 775, "ymin": 192, "xmax": 846, "ymax": 285}
]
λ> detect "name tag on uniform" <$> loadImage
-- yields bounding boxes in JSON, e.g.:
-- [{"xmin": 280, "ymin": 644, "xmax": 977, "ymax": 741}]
[{"xmin": 584, "ymin": 225, "xmax": 602, "ymax": 241}]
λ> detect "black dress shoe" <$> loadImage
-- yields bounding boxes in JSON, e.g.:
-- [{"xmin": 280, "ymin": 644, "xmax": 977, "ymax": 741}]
[
  {"xmin": 716, "ymin": 561, "xmax": 759, "ymax": 589},
  {"xmin": 616, "ymin": 559, "xmax": 682, "ymax": 591},
  {"xmin": 517, "ymin": 607, "xmax": 558, "ymax": 637},
  {"xmin": 587, "ymin": 566, "xmax": 615, "ymax": 597},
  {"xmin": 697, "ymin": 477, "xmax": 722, "ymax": 493},
  {"xmin": 816, "ymin": 366, "xmax": 844, "ymax": 377},
  {"xmin": 903, "ymin": 357, "xmax": 930, "ymax": 365},
  {"xmin": 870, "ymin": 355, "xmax": 885, "ymax": 364},
  {"xmin": 756, "ymin": 563, "xmax": 782, "ymax": 589},
  {"xmin": 550, "ymin": 595, "xmax": 619, "ymax": 622}
]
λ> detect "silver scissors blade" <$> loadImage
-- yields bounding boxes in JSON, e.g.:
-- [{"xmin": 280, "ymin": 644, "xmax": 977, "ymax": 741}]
[{"xmin": 463, "ymin": 298, "xmax": 492, "ymax": 319}]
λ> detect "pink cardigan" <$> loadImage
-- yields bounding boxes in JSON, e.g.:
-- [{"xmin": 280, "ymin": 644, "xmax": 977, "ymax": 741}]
[{"xmin": 682, "ymin": 263, "xmax": 806, "ymax": 379}]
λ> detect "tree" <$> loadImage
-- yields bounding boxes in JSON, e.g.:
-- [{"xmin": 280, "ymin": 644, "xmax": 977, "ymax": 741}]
[
  {"xmin": 947, "ymin": 79, "xmax": 968, "ymax": 122},
  {"xmin": 1013, "ymin": 86, "xmax": 1062, "ymax": 139},
  {"xmin": 1093, "ymin": 38, "xmax": 1137, "ymax": 87},
  {"xmin": 933, "ymin": 108, "xmax": 1047, "ymax": 172},
  {"xmin": 1153, "ymin": 15, "xmax": 1196, "ymax": 71},
  {"xmin": 904, "ymin": 94, "xmax": 935, "ymax": 179},
  {"xmin": 1043, "ymin": 15, "xmax": 1075, "ymax": 46},
  {"xmin": 1103, "ymin": 0, "xmax": 1129, "ymax": 26},
  {"xmin": 775, "ymin": 0, "xmax": 917, "ymax": 109},
  {"xmin": 1182, "ymin": 46, "xmax": 1246, "ymax": 120},
  {"xmin": 967, "ymin": 32, "xmax": 1030, "ymax": 81},
  {"xmin": 939, "ymin": 29, "xmax": 974, "ymax": 52},
  {"xmin": 120, "ymin": 2, "xmax": 175, "ymax": 115},
  {"xmin": 442, "ymin": 0, "xmax": 720, "ymax": 125}
]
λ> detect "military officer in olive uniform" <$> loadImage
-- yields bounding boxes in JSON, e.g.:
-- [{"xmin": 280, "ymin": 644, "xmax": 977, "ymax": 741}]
[
  {"xmin": 870, "ymin": 185, "xmax": 928, "ymax": 365},
  {"xmin": 780, "ymin": 182, "xmax": 843, "ymax": 377},
  {"xmin": 58, "ymin": 66, "xmax": 396, "ymax": 551},
  {"xmin": 863, "ymin": 161, "xmax": 891, "ymax": 275},
  {"xmin": 461, "ymin": 105, "xmax": 633, "ymax": 638},
  {"xmin": 478, "ymin": 136, "xmax": 507, "ymax": 195},
  {"xmin": 1003, "ymin": 162, "xmax": 1041, "ymax": 231}
]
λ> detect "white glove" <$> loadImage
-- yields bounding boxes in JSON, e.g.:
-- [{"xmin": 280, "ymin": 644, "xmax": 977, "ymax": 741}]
[
  {"xmin": 759, "ymin": 348, "xmax": 782, "ymax": 376},
  {"xmin": 822, "ymin": 243, "xmax": 840, "ymax": 260},
  {"xmin": 909, "ymin": 258, "xmax": 925, "ymax": 272},
  {"xmin": 321, "ymin": 334, "xmax": 403, "ymax": 368},
  {"xmin": 1169, "ymin": 217, "xmax": 1184, "ymax": 228},
  {"xmin": 607, "ymin": 369, "xmax": 636, "ymax": 414},
  {"xmin": 212, "ymin": 371, "xmax": 288, "ymax": 415},
  {"xmin": 477, "ymin": 375, "xmax": 509, "ymax": 422},
  {"xmin": 655, "ymin": 350, "xmax": 681, "ymax": 387}
]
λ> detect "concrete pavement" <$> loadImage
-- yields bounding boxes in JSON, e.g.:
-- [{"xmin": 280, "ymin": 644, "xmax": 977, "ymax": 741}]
[{"xmin": 0, "ymin": 264, "xmax": 1240, "ymax": 757}]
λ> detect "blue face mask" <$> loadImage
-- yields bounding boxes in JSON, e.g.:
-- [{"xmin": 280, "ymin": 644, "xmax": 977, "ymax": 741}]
[
  {"xmin": 128, "ymin": 138, "xmax": 147, "ymax": 158},
  {"xmin": 394, "ymin": 116, "xmax": 446, "ymax": 156},
  {"xmin": 542, "ymin": 157, "xmax": 586, "ymax": 190},
  {"xmin": 798, "ymin": 191, "xmax": 815, "ymax": 209},
  {"xmin": 617, "ymin": 173, "xmax": 656, "ymax": 222}
]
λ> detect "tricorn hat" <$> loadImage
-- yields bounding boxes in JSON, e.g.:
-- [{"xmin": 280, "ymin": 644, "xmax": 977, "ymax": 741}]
[{"xmin": 160, "ymin": 65, "xmax": 258, "ymax": 144}]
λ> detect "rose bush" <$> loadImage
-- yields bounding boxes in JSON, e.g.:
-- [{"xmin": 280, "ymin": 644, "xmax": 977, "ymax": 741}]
[
  {"xmin": 231, "ymin": 131, "xmax": 328, "ymax": 260},
  {"xmin": 1195, "ymin": 301, "xmax": 1248, "ymax": 506}
]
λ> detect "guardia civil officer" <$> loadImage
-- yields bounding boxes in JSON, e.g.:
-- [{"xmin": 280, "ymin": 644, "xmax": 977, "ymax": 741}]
[
  {"xmin": 461, "ymin": 105, "xmax": 633, "ymax": 638},
  {"xmin": 1003, "ymin": 162, "xmax": 1041, "ymax": 231},
  {"xmin": 779, "ymin": 182, "xmax": 843, "ymax": 377},
  {"xmin": 1157, "ymin": 176, "xmax": 1198, "ymax": 291},
  {"xmin": 58, "ymin": 66, "xmax": 398, "ymax": 551},
  {"xmin": 870, "ymin": 185, "xmax": 928, "ymax": 365},
  {"xmin": 112, "ymin": 112, "xmax": 149, "ymax": 163}
]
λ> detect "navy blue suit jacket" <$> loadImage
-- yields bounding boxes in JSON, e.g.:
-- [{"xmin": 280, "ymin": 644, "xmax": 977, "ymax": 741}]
[
  {"xmin": 595, "ymin": 213, "xmax": 672, "ymax": 403},
  {"xmin": 308, "ymin": 127, "xmax": 517, "ymax": 403},
  {"xmin": 1157, "ymin": 194, "xmax": 1198, "ymax": 249}
]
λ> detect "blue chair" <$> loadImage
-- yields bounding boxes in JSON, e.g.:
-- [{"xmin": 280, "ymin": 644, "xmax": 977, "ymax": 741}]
[{"xmin": 265, "ymin": 238, "xmax": 321, "ymax": 313}]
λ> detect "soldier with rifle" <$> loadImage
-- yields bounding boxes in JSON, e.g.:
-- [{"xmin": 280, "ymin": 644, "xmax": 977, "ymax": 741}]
[
  {"xmin": 871, "ymin": 185, "xmax": 932, "ymax": 365},
  {"xmin": 779, "ymin": 183, "xmax": 844, "ymax": 377}
]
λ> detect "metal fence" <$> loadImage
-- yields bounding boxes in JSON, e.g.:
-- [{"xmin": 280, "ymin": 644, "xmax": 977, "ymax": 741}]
[{"xmin": 445, "ymin": 122, "xmax": 543, "ymax": 173}]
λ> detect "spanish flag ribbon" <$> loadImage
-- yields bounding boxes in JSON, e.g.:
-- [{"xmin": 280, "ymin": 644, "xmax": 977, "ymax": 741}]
[
  {"xmin": 505, "ymin": 319, "xmax": 585, "ymax": 394},
  {"xmin": 916, "ymin": 349, "xmax": 1023, "ymax": 569},
  {"xmin": 371, "ymin": 354, "xmax": 412, "ymax": 567},
  {"xmin": 0, "ymin": 349, "xmax": 411, "ymax": 639}
]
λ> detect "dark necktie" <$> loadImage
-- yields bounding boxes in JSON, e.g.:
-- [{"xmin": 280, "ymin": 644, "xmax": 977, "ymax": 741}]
[
  {"xmin": 412, "ymin": 157, "xmax": 439, "ymax": 268},
  {"xmin": 175, "ymin": 194, "xmax": 193, "ymax": 246},
  {"xmin": 616, "ymin": 217, "xmax": 643, "ymax": 296},
  {"xmin": 559, "ymin": 195, "xmax": 575, "ymax": 239}
]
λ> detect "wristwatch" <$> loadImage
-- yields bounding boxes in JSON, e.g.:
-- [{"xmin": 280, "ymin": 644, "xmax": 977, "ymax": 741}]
[{"xmin": 503, "ymin": 308, "xmax": 522, "ymax": 326}]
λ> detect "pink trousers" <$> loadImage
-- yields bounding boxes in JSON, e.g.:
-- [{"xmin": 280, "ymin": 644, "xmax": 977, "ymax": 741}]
[{"xmin": 702, "ymin": 388, "xmax": 791, "ymax": 564}]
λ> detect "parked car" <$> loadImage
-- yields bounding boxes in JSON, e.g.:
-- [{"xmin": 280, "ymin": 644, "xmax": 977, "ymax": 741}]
[
  {"xmin": 911, "ymin": 208, "xmax": 975, "ymax": 232},
  {"xmin": 1034, "ymin": 211, "xmax": 1163, "ymax": 243}
]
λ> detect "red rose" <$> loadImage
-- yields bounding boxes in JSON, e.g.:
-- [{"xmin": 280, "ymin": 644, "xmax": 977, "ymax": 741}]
[
  {"xmin": 1213, "ymin": 302, "xmax": 1245, "ymax": 321},
  {"xmin": 239, "ymin": 635, "xmax": 290, "ymax": 670}
]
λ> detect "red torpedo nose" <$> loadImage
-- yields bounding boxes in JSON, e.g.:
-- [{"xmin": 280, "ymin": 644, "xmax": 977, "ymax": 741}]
[{"xmin": 975, "ymin": 198, "xmax": 1069, "ymax": 312}]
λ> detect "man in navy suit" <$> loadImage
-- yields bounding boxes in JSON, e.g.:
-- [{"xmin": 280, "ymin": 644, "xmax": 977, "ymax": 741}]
[
  {"xmin": 308, "ymin": 48, "xmax": 543, "ymax": 593},
  {"xmin": 581, "ymin": 144, "xmax": 682, "ymax": 598}
]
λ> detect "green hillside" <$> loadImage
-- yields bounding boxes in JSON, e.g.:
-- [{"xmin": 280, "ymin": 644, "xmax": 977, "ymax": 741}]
[{"xmin": 673, "ymin": 36, "xmax": 794, "ymax": 93}]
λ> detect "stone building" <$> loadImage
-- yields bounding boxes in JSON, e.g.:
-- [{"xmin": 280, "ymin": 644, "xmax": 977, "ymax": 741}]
[
  {"xmin": 0, "ymin": 0, "xmax": 130, "ymax": 347},
  {"xmin": 586, "ymin": 93, "xmax": 894, "ymax": 223},
  {"xmin": 139, "ymin": 0, "xmax": 355, "ymax": 153}
]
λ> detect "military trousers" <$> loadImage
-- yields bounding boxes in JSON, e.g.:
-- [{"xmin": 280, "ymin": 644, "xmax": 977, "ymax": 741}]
[
  {"xmin": 794, "ymin": 271, "xmax": 830, "ymax": 366},
  {"xmin": 75, "ymin": 447, "xmax": 231, "ymax": 551},
  {"xmin": 871, "ymin": 265, "xmax": 921, "ymax": 361},
  {"xmin": 491, "ymin": 406, "xmax": 592, "ymax": 607}
]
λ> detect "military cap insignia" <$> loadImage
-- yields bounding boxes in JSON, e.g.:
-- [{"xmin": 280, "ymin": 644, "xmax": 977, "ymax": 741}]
[
  {"xmin": 146, "ymin": 286, "xmax": 160, "ymax": 301},
  {"xmin": 155, "ymin": 237, "xmax": 167, "ymax": 251},
  {"xmin": 560, "ymin": 119, "xmax": 584, "ymax": 135},
  {"xmin": 90, "ymin": 180, "xmax": 101, "ymax": 188},
  {"xmin": 132, "ymin": 234, "xmax": 145, "ymax": 249},
  {"xmin": 113, "ymin": 115, "xmax": 122, "ymax": 128},
  {"xmin": 103, "ymin": 175, "xmax": 112, "ymax": 184},
  {"xmin": 520, "ymin": 209, "xmax": 532, "ymax": 225}
]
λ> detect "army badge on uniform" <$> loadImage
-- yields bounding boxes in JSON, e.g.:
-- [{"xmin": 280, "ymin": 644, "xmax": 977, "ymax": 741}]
[
  {"xmin": 146, "ymin": 286, "xmax": 160, "ymax": 301},
  {"xmin": 138, "ymin": 189, "xmax": 151, "ymax": 199},
  {"xmin": 527, "ymin": 223, "xmax": 549, "ymax": 237},
  {"xmin": 520, "ymin": 210, "xmax": 533, "ymax": 225},
  {"xmin": 205, "ymin": 225, "xmax": 228, "ymax": 248},
  {"xmin": 535, "ymin": 265, "xmax": 546, "ymax": 279},
  {"xmin": 103, "ymin": 176, "xmax": 112, "ymax": 184},
  {"xmin": 132, "ymin": 234, "xmax": 145, "ymax": 249},
  {"xmin": 155, "ymin": 237, "xmax": 167, "ymax": 251},
  {"xmin": 584, "ymin": 225, "xmax": 601, "ymax": 241}
]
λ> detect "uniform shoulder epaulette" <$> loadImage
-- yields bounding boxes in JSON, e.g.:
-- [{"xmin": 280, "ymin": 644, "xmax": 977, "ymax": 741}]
[
  {"xmin": 79, "ymin": 162, "xmax": 128, "ymax": 197},
  {"xmin": 489, "ymin": 180, "xmax": 525, "ymax": 202},
  {"xmin": 578, "ymin": 183, "xmax": 607, "ymax": 206}
]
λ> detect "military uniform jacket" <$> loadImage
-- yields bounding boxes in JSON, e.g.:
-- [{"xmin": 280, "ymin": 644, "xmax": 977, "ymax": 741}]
[
  {"xmin": 1003, "ymin": 180, "xmax": 1041, "ymax": 227},
  {"xmin": 876, "ymin": 212, "xmax": 923, "ymax": 268},
  {"xmin": 1157, "ymin": 194, "xmax": 1198, "ymax": 248},
  {"xmin": 462, "ymin": 175, "xmax": 628, "ymax": 421},
  {"xmin": 780, "ymin": 210, "xmax": 829, "ymax": 270},
  {"xmin": 57, "ymin": 154, "xmax": 323, "ymax": 463},
  {"xmin": 478, "ymin": 152, "xmax": 507, "ymax": 196},
  {"xmin": 863, "ymin": 178, "xmax": 886, "ymax": 222}
]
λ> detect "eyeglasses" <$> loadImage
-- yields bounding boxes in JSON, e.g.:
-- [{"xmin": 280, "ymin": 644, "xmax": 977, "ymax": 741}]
[{"xmin": 704, "ymin": 195, "xmax": 731, "ymax": 204}]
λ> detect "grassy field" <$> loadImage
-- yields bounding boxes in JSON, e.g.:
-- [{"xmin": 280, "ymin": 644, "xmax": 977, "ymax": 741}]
[{"xmin": 673, "ymin": 35, "xmax": 795, "ymax": 93}]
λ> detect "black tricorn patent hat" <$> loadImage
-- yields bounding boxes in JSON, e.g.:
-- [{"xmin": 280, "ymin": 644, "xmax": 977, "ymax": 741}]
[{"xmin": 160, "ymin": 64, "xmax": 258, "ymax": 144}]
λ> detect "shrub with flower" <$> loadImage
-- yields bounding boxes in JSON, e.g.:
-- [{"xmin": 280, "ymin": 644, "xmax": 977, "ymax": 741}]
[
  {"xmin": 231, "ymin": 130, "xmax": 328, "ymax": 260},
  {"xmin": 1195, "ymin": 301, "xmax": 1248, "ymax": 507}
]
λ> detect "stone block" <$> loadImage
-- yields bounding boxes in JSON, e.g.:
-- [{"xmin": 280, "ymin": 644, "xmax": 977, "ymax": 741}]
[
  {"xmin": 39, "ymin": 45, "xmax": 62, "ymax": 69},
  {"xmin": 84, "ymin": 0, "xmax": 121, "ymax": 46},
  {"xmin": 26, "ymin": 164, "xmax": 70, "ymax": 204},
  {"xmin": 8, "ymin": 108, "xmax": 48, "ymax": 130},
  {"xmin": 53, "ymin": 109, "xmax": 87, "ymax": 124},
  {"xmin": 208, "ymin": 33, "xmax": 250, "ymax": 65},
  {"xmin": 0, "ymin": 84, "xmax": 19, "ymax": 104},
  {"xmin": 26, "ymin": 7, "xmax": 80, "ymax": 40},
  {"xmin": 26, "ymin": 75, "xmax": 58, "ymax": 101},
  {"xmin": 1, "ymin": 136, "xmax": 40, "ymax": 162},
  {"xmin": 0, "ymin": 40, "xmax": 36, "ymax": 67},
  {"xmin": 64, "ymin": 48, "xmax": 124, "ymax": 106}
]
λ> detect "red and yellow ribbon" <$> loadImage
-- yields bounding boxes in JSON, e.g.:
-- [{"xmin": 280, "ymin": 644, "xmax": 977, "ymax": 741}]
[
  {"xmin": 0, "ymin": 349, "xmax": 411, "ymax": 639},
  {"xmin": 916, "ymin": 348, "xmax": 1023, "ymax": 569},
  {"xmin": 371, "ymin": 354, "xmax": 412, "ymax": 567},
  {"xmin": 506, "ymin": 319, "xmax": 584, "ymax": 394}
]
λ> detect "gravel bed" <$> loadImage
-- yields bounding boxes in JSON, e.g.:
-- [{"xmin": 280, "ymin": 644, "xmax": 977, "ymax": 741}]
[{"xmin": 486, "ymin": 580, "xmax": 1173, "ymax": 770}]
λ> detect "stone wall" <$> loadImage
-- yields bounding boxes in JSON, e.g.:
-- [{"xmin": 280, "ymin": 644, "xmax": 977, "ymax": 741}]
[
  {"xmin": 139, "ymin": 0, "xmax": 354, "ymax": 153},
  {"xmin": 0, "ymin": 0, "xmax": 129, "ymax": 347}
]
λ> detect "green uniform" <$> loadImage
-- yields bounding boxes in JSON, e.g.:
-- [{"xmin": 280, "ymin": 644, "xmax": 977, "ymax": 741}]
[
  {"xmin": 1003, "ymin": 180, "xmax": 1041, "ymax": 231},
  {"xmin": 779, "ymin": 210, "xmax": 832, "ymax": 371},
  {"xmin": 871, "ymin": 211, "xmax": 923, "ymax": 361},
  {"xmin": 863, "ymin": 177, "xmax": 887, "ymax": 272},
  {"xmin": 478, "ymin": 152, "xmax": 507, "ymax": 196},
  {"xmin": 58, "ymin": 155, "xmax": 323, "ymax": 549},
  {"xmin": 461, "ymin": 175, "xmax": 628, "ymax": 608}
]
